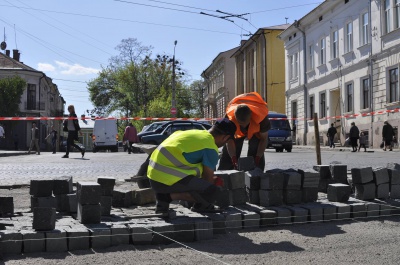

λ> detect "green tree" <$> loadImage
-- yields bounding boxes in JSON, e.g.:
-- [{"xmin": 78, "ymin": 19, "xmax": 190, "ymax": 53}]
[{"xmin": 0, "ymin": 76, "xmax": 26, "ymax": 116}]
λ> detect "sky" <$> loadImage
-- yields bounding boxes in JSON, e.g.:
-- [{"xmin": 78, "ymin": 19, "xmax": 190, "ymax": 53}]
[{"xmin": 0, "ymin": 0, "xmax": 321, "ymax": 118}]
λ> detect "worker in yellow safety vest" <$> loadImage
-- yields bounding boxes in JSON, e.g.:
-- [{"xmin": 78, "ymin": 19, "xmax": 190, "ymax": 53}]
[
  {"xmin": 218, "ymin": 92, "xmax": 270, "ymax": 171},
  {"xmin": 147, "ymin": 118, "xmax": 237, "ymax": 215}
]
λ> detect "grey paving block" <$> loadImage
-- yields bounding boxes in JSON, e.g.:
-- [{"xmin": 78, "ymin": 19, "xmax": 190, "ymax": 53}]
[
  {"xmin": 259, "ymin": 209, "xmax": 277, "ymax": 226},
  {"xmin": 53, "ymin": 176, "xmax": 73, "ymax": 195},
  {"xmin": 388, "ymin": 169, "xmax": 400, "ymax": 185},
  {"xmin": 387, "ymin": 162, "xmax": 400, "ymax": 171},
  {"xmin": 0, "ymin": 197, "xmax": 14, "ymax": 216},
  {"xmin": 319, "ymin": 203, "xmax": 337, "ymax": 221},
  {"xmin": 215, "ymin": 170, "xmax": 246, "ymax": 190},
  {"xmin": 302, "ymin": 188, "xmax": 318, "ymax": 203},
  {"xmin": 55, "ymin": 194, "xmax": 70, "ymax": 212},
  {"xmin": 31, "ymin": 196, "xmax": 56, "ymax": 210},
  {"xmin": 89, "ymin": 226, "xmax": 111, "ymax": 249},
  {"xmin": 365, "ymin": 202, "xmax": 380, "ymax": 217},
  {"xmin": 77, "ymin": 182, "xmax": 101, "ymax": 205},
  {"xmin": 33, "ymin": 207, "xmax": 56, "ymax": 231},
  {"xmin": 259, "ymin": 189, "xmax": 283, "ymax": 207},
  {"xmin": 284, "ymin": 206, "xmax": 308, "ymax": 223},
  {"xmin": 100, "ymin": 196, "xmax": 112, "ymax": 216},
  {"xmin": 283, "ymin": 171, "xmax": 302, "ymax": 190},
  {"xmin": 298, "ymin": 169, "xmax": 320, "ymax": 188},
  {"xmin": 382, "ymin": 199, "xmax": 400, "ymax": 215},
  {"xmin": 77, "ymin": 203, "xmax": 101, "ymax": 224},
  {"xmin": 266, "ymin": 207, "xmax": 291, "ymax": 224},
  {"xmin": 223, "ymin": 208, "xmax": 242, "ymax": 230},
  {"xmin": 245, "ymin": 168, "xmax": 263, "ymax": 190},
  {"xmin": 46, "ymin": 229, "xmax": 68, "ymax": 252},
  {"xmin": 112, "ymin": 189, "xmax": 133, "ymax": 208},
  {"xmin": 0, "ymin": 230, "xmax": 22, "ymax": 254},
  {"xmin": 376, "ymin": 183, "xmax": 390, "ymax": 199},
  {"xmin": 66, "ymin": 228, "xmax": 90, "ymax": 251},
  {"xmin": 30, "ymin": 179, "xmax": 53, "ymax": 197},
  {"xmin": 351, "ymin": 167, "xmax": 374, "ymax": 184},
  {"xmin": 204, "ymin": 213, "xmax": 226, "ymax": 234},
  {"xmin": 348, "ymin": 202, "xmax": 367, "ymax": 218},
  {"xmin": 67, "ymin": 193, "xmax": 77, "ymax": 213},
  {"xmin": 152, "ymin": 222, "xmax": 175, "ymax": 245},
  {"xmin": 234, "ymin": 207, "xmax": 260, "ymax": 229},
  {"xmin": 128, "ymin": 223, "xmax": 153, "ymax": 245},
  {"xmin": 229, "ymin": 188, "xmax": 247, "ymax": 205},
  {"xmin": 133, "ymin": 188, "xmax": 155, "ymax": 205},
  {"xmin": 329, "ymin": 202, "xmax": 351, "ymax": 220},
  {"xmin": 111, "ymin": 225, "xmax": 130, "ymax": 246},
  {"xmin": 215, "ymin": 189, "xmax": 230, "ymax": 209},
  {"xmin": 238, "ymin": 156, "xmax": 255, "ymax": 172},
  {"xmin": 318, "ymin": 178, "xmax": 334, "ymax": 193},
  {"xmin": 169, "ymin": 217, "xmax": 195, "ymax": 242},
  {"xmin": 97, "ymin": 177, "xmax": 116, "ymax": 196},
  {"xmin": 330, "ymin": 164, "xmax": 348, "ymax": 184},
  {"xmin": 21, "ymin": 230, "xmax": 45, "ymax": 253},
  {"xmin": 247, "ymin": 189, "xmax": 260, "ymax": 204},
  {"xmin": 300, "ymin": 204, "xmax": 323, "ymax": 222},
  {"xmin": 194, "ymin": 218, "xmax": 213, "ymax": 241},
  {"xmin": 260, "ymin": 171, "xmax": 285, "ymax": 190},
  {"xmin": 283, "ymin": 190, "xmax": 302, "ymax": 204},
  {"xmin": 373, "ymin": 167, "xmax": 390, "ymax": 185},
  {"xmin": 313, "ymin": 165, "xmax": 331, "ymax": 179},
  {"xmin": 355, "ymin": 183, "xmax": 376, "ymax": 200},
  {"xmin": 327, "ymin": 183, "xmax": 351, "ymax": 202},
  {"xmin": 390, "ymin": 184, "xmax": 400, "ymax": 199}
]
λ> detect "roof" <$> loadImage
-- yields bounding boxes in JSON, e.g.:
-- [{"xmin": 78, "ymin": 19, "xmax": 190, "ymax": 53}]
[
  {"xmin": 0, "ymin": 52, "xmax": 37, "ymax": 71},
  {"xmin": 201, "ymin": 46, "xmax": 240, "ymax": 76}
]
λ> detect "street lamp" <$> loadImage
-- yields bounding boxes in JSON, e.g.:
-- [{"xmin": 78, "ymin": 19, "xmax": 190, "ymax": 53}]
[{"xmin": 172, "ymin": 40, "xmax": 177, "ymax": 118}]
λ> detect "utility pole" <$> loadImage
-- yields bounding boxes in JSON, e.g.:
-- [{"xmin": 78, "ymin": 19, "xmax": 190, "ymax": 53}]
[{"xmin": 171, "ymin": 40, "xmax": 177, "ymax": 118}]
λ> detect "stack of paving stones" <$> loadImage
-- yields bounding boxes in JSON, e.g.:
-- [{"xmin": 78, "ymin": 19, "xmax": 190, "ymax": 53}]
[
  {"xmin": 214, "ymin": 170, "xmax": 247, "ymax": 208},
  {"xmin": 298, "ymin": 169, "xmax": 320, "ymax": 202},
  {"xmin": 387, "ymin": 163, "xmax": 400, "ymax": 199},
  {"xmin": 313, "ymin": 165, "xmax": 333, "ymax": 192},
  {"xmin": 30, "ymin": 180, "xmax": 57, "ymax": 231},
  {"xmin": 97, "ymin": 177, "xmax": 116, "ymax": 216},
  {"xmin": 77, "ymin": 182, "xmax": 102, "ymax": 224},
  {"xmin": 54, "ymin": 176, "xmax": 77, "ymax": 213},
  {"xmin": 373, "ymin": 167, "xmax": 390, "ymax": 199},
  {"xmin": 351, "ymin": 167, "xmax": 376, "ymax": 200}
]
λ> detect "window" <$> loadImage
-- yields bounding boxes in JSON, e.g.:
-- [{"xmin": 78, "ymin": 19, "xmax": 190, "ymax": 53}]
[
  {"xmin": 289, "ymin": 53, "xmax": 298, "ymax": 79},
  {"xmin": 385, "ymin": 0, "xmax": 391, "ymax": 33},
  {"xmin": 332, "ymin": 30, "xmax": 339, "ymax": 59},
  {"xmin": 345, "ymin": 22, "xmax": 353, "ymax": 52},
  {"xmin": 308, "ymin": 45, "xmax": 314, "ymax": 70},
  {"xmin": 27, "ymin": 84, "xmax": 36, "ymax": 110},
  {"xmin": 396, "ymin": 0, "xmax": 400, "ymax": 29},
  {"xmin": 309, "ymin": 95, "xmax": 315, "ymax": 117},
  {"xmin": 389, "ymin": 68, "xmax": 399, "ymax": 102},
  {"xmin": 320, "ymin": 38, "xmax": 326, "ymax": 65},
  {"xmin": 346, "ymin": 83, "xmax": 353, "ymax": 112},
  {"xmin": 362, "ymin": 78, "xmax": 370, "ymax": 109},
  {"xmin": 361, "ymin": 12, "xmax": 369, "ymax": 45},
  {"xmin": 320, "ymin": 92, "xmax": 326, "ymax": 118}
]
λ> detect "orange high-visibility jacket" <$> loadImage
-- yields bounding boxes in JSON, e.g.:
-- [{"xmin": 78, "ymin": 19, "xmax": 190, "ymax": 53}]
[{"xmin": 226, "ymin": 92, "xmax": 269, "ymax": 139}]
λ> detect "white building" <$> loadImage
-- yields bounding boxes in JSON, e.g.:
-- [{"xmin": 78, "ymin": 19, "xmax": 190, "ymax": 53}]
[{"xmin": 279, "ymin": 0, "xmax": 400, "ymax": 148}]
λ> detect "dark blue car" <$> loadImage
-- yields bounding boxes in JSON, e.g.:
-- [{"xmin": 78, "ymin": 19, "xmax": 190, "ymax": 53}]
[{"xmin": 267, "ymin": 112, "xmax": 293, "ymax": 152}]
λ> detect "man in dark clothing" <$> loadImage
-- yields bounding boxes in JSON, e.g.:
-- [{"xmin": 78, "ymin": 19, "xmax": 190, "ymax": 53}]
[
  {"xmin": 46, "ymin": 126, "xmax": 58, "ymax": 154},
  {"xmin": 382, "ymin": 121, "xmax": 395, "ymax": 151},
  {"xmin": 28, "ymin": 122, "xmax": 40, "ymax": 155},
  {"xmin": 349, "ymin": 122, "xmax": 360, "ymax": 152},
  {"xmin": 327, "ymin": 123, "xmax": 337, "ymax": 148}
]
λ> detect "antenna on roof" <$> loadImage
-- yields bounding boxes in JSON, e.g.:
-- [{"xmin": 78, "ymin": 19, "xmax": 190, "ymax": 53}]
[
  {"xmin": 0, "ymin": 27, "xmax": 6, "ymax": 51},
  {"xmin": 285, "ymin": 17, "xmax": 289, "ymax": 24},
  {"xmin": 14, "ymin": 24, "xmax": 18, "ymax": 49}
]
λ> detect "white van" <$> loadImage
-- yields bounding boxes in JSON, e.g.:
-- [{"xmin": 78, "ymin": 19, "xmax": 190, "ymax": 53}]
[{"xmin": 92, "ymin": 120, "xmax": 119, "ymax": 152}]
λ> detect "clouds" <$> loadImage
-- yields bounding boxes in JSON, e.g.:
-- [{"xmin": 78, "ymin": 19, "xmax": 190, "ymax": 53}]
[{"xmin": 37, "ymin": 61, "xmax": 100, "ymax": 76}]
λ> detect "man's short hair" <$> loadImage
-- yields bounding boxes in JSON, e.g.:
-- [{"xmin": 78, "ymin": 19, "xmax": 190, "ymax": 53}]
[
  {"xmin": 211, "ymin": 118, "xmax": 236, "ymax": 139},
  {"xmin": 235, "ymin": 104, "xmax": 251, "ymax": 123}
]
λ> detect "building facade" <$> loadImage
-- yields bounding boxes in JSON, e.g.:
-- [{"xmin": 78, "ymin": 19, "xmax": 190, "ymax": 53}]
[{"xmin": 279, "ymin": 0, "xmax": 400, "ymax": 148}]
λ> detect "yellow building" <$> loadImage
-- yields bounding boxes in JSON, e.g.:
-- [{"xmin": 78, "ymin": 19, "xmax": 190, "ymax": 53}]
[{"xmin": 232, "ymin": 24, "xmax": 290, "ymax": 113}]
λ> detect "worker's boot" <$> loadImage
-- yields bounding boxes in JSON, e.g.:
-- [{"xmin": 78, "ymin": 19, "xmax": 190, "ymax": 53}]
[
  {"xmin": 189, "ymin": 191, "xmax": 221, "ymax": 213},
  {"xmin": 155, "ymin": 193, "xmax": 171, "ymax": 216}
]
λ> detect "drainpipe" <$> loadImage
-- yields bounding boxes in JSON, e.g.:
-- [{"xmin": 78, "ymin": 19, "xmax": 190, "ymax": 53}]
[
  {"xmin": 368, "ymin": 0, "xmax": 374, "ymax": 147},
  {"xmin": 294, "ymin": 20, "xmax": 308, "ymax": 145}
]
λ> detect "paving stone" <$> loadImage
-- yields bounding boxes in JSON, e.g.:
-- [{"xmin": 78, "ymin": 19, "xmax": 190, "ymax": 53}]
[
  {"xmin": 330, "ymin": 164, "xmax": 348, "ymax": 184},
  {"xmin": 379, "ymin": 203, "xmax": 393, "ymax": 216},
  {"xmin": 67, "ymin": 193, "xmax": 77, "ymax": 213},
  {"xmin": 247, "ymin": 188, "xmax": 260, "ymax": 204},
  {"xmin": 21, "ymin": 230, "xmax": 45, "ymax": 253},
  {"xmin": 237, "ymin": 156, "xmax": 255, "ymax": 172},
  {"xmin": 302, "ymin": 188, "xmax": 318, "ymax": 203},
  {"xmin": 128, "ymin": 223, "xmax": 153, "ymax": 245},
  {"xmin": 194, "ymin": 218, "xmax": 213, "ymax": 241},
  {"xmin": 259, "ymin": 209, "xmax": 277, "ymax": 226},
  {"xmin": 376, "ymin": 183, "xmax": 390, "ymax": 199},
  {"xmin": 112, "ymin": 189, "xmax": 133, "ymax": 208},
  {"xmin": 31, "ymin": 196, "xmax": 56, "ymax": 210},
  {"xmin": 66, "ymin": 228, "xmax": 90, "ymax": 251},
  {"xmin": 53, "ymin": 176, "xmax": 73, "ymax": 195},
  {"xmin": 97, "ymin": 177, "xmax": 116, "ymax": 196},
  {"xmin": 77, "ymin": 203, "xmax": 101, "ymax": 224},
  {"xmin": 245, "ymin": 168, "xmax": 263, "ymax": 190},
  {"xmin": 46, "ymin": 229, "xmax": 68, "ymax": 252},
  {"xmin": 229, "ymin": 188, "xmax": 247, "ymax": 205},
  {"xmin": 373, "ymin": 167, "xmax": 390, "ymax": 185},
  {"xmin": 329, "ymin": 202, "xmax": 351, "ymax": 220},
  {"xmin": 0, "ymin": 197, "xmax": 14, "ymax": 216},
  {"xmin": 284, "ymin": 206, "xmax": 308, "ymax": 223},
  {"xmin": 260, "ymin": 171, "xmax": 285, "ymax": 190},
  {"xmin": 390, "ymin": 184, "xmax": 400, "ymax": 199},
  {"xmin": 111, "ymin": 225, "xmax": 130, "ymax": 246},
  {"xmin": 318, "ymin": 203, "xmax": 337, "ymax": 221},
  {"xmin": 387, "ymin": 162, "xmax": 400, "ymax": 171},
  {"xmin": 318, "ymin": 178, "xmax": 334, "ymax": 193},
  {"xmin": 223, "ymin": 208, "xmax": 242, "ymax": 230},
  {"xmin": 365, "ymin": 202, "xmax": 380, "ymax": 217},
  {"xmin": 382, "ymin": 199, "xmax": 400, "ymax": 215},
  {"xmin": 351, "ymin": 167, "xmax": 374, "ymax": 184},
  {"xmin": 169, "ymin": 217, "xmax": 195, "ymax": 242},
  {"xmin": 348, "ymin": 202, "xmax": 367, "ymax": 218},
  {"xmin": 355, "ymin": 183, "xmax": 376, "ymax": 200},
  {"xmin": 77, "ymin": 182, "xmax": 101, "ymax": 205},
  {"xmin": 283, "ymin": 190, "xmax": 302, "ymax": 204},
  {"xmin": 300, "ymin": 204, "xmax": 323, "ymax": 222},
  {"xmin": 0, "ymin": 230, "xmax": 22, "ymax": 254},
  {"xmin": 327, "ymin": 183, "xmax": 351, "ymax": 202},
  {"xmin": 215, "ymin": 170, "xmax": 246, "ymax": 190},
  {"xmin": 89, "ymin": 226, "xmax": 111, "ymax": 249},
  {"xmin": 152, "ymin": 222, "xmax": 175, "ymax": 245},
  {"xmin": 133, "ymin": 188, "xmax": 155, "ymax": 205},
  {"xmin": 298, "ymin": 169, "xmax": 320, "ymax": 188},
  {"xmin": 283, "ymin": 171, "xmax": 302, "ymax": 190},
  {"xmin": 55, "ymin": 194, "xmax": 70, "ymax": 212},
  {"xmin": 313, "ymin": 165, "xmax": 332, "ymax": 179},
  {"xmin": 100, "ymin": 196, "xmax": 112, "ymax": 216},
  {"xmin": 259, "ymin": 189, "xmax": 283, "ymax": 207},
  {"xmin": 234, "ymin": 207, "xmax": 260, "ymax": 229},
  {"xmin": 203, "ymin": 213, "xmax": 226, "ymax": 234},
  {"xmin": 30, "ymin": 179, "xmax": 54, "ymax": 197},
  {"xmin": 137, "ymin": 178, "xmax": 151, "ymax": 189},
  {"xmin": 33, "ymin": 207, "xmax": 56, "ymax": 231},
  {"xmin": 387, "ymin": 169, "xmax": 400, "ymax": 185},
  {"xmin": 266, "ymin": 207, "xmax": 291, "ymax": 225}
]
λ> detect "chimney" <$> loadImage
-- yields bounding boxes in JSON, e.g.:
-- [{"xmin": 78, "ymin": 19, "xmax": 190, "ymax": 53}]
[
  {"xmin": 12, "ymin": 49, "xmax": 20, "ymax": 61},
  {"xmin": 5, "ymin": 50, "xmax": 10, "ymax": 57}
]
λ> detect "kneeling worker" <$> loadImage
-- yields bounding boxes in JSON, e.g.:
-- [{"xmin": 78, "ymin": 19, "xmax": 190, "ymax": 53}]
[{"xmin": 147, "ymin": 118, "xmax": 237, "ymax": 215}]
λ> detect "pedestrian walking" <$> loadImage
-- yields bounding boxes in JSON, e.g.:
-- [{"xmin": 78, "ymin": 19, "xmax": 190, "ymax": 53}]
[
  {"xmin": 327, "ymin": 123, "xmax": 337, "ymax": 148},
  {"xmin": 45, "ymin": 125, "xmax": 58, "ymax": 154},
  {"xmin": 62, "ymin": 105, "xmax": 85, "ymax": 158},
  {"xmin": 123, "ymin": 122, "xmax": 139, "ymax": 154},
  {"xmin": 28, "ymin": 122, "xmax": 40, "ymax": 155},
  {"xmin": 147, "ymin": 118, "xmax": 236, "ymax": 215},
  {"xmin": 382, "ymin": 121, "xmax": 395, "ymax": 151},
  {"xmin": 218, "ymin": 92, "xmax": 270, "ymax": 171},
  {"xmin": 358, "ymin": 132, "xmax": 367, "ymax": 152},
  {"xmin": 349, "ymin": 122, "xmax": 360, "ymax": 152}
]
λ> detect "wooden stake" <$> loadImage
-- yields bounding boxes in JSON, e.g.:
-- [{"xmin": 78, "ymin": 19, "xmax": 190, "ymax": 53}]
[{"xmin": 314, "ymin": 113, "xmax": 321, "ymax": 165}]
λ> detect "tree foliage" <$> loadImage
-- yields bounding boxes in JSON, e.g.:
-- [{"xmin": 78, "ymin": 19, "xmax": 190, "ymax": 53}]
[{"xmin": 0, "ymin": 76, "xmax": 26, "ymax": 116}]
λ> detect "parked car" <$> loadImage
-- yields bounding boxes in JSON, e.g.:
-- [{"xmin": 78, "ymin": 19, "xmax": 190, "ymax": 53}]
[
  {"xmin": 141, "ymin": 122, "xmax": 206, "ymax": 145},
  {"xmin": 92, "ymin": 120, "xmax": 119, "ymax": 152},
  {"xmin": 266, "ymin": 112, "xmax": 293, "ymax": 152},
  {"xmin": 138, "ymin": 120, "xmax": 205, "ymax": 142},
  {"xmin": 140, "ymin": 121, "xmax": 166, "ymax": 133}
]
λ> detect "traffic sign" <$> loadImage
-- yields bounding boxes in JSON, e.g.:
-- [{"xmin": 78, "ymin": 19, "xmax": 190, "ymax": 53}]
[{"xmin": 170, "ymin": 107, "xmax": 177, "ymax": 115}]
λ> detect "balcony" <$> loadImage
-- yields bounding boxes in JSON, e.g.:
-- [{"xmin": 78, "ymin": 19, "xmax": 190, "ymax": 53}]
[
  {"xmin": 204, "ymin": 93, "xmax": 215, "ymax": 104},
  {"xmin": 25, "ymin": 101, "xmax": 45, "ymax": 111}
]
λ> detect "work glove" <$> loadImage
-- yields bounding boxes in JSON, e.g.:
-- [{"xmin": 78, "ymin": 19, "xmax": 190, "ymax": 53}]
[
  {"xmin": 231, "ymin": 156, "xmax": 238, "ymax": 170},
  {"xmin": 213, "ymin": 176, "xmax": 224, "ymax": 187},
  {"xmin": 254, "ymin": 156, "xmax": 261, "ymax": 166}
]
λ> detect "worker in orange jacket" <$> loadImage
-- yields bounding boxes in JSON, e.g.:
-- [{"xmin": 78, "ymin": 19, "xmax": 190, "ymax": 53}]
[{"xmin": 218, "ymin": 92, "xmax": 270, "ymax": 171}]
